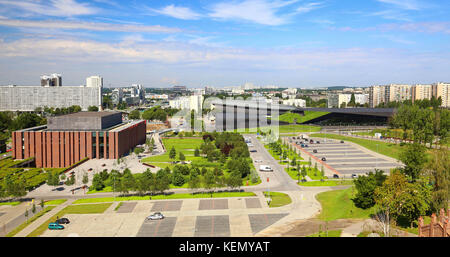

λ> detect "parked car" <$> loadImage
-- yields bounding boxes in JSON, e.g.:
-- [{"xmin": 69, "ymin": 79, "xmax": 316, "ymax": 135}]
[
  {"xmin": 56, "ymin": 218, "xmax": 70, "ymax": 224},
  {"xmin": 88, "ymin": 168, "xmax": 93, "ymax": 171},
  {"xmin": 259, "ymin": 165, "xmax": 273, "ymax": 172},
  {"xmin": 146, "ymin": 212, "xmax": 164, "ymax": 220},
  {"xmin": 351, "ymin": 174, "xmax": 358, "ymax": 179},
  {"xmin": 309, "ymin": 140, "xmax": 314, "ymax": 144},
  {"xmin": 321, "ymin": 157, "xmax": 326, "ymax": 161},
  {"xmin": 333, "ymin": 174, "xmax": 339, "ymax": 179},
  {"xmin": 48, "ymin": 222, "xmax": 64, "ymax": 230},
  {"xmin": 313, "ymin": 149, "xmax": 318, "ymax": 153},
  {"xmin": 316, "ymin": 141, "xmax": 320, "ymax": 144},
  {"xmin": 254, "ymin": 160, "xmax": 263, "ymax": 163},
  {"xmin": 304, "ymin": 144, "xmax": 309, "ymax": 147},
  {"xmin": 340, "ymin": 140, "xmax": 344, "ymax": 143},
  {"xmin": 101, "ymin": 163, "xmax": 106, "ymax": 167},
  {"xmin": 250, "ymin": 150, "xmax": 257, "ymax": 153},
  {"xmin": 300, "ymin": 144, "xmax": 305, "ymax": 147}
]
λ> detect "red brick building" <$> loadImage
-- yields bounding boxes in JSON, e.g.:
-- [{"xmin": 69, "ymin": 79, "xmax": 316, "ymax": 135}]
[{"xmin": 12, "ymin": 112, "xmax": 146, "ymax": 168}]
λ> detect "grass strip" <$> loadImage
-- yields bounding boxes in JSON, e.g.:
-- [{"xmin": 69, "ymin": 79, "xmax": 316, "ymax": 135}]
[
  {"xmin": 306, "ymin": 230, "xmax": 342, "ymax": 237},
  {"xmin": 299, "ymin": 180, "xmax": 354, "ymax": 187},
  {"xmin": 44, "ymin": 199, "xmax": 67, "ymax": 206},
  {"xmin": 6, "ymin": 206, "xmax": 56, "ymax": 237}
]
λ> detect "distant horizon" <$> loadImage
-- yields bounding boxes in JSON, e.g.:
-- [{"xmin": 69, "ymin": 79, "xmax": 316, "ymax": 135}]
[{"xmin": 0, "ymin": 0, "xmax": 449, "ymax": 86}]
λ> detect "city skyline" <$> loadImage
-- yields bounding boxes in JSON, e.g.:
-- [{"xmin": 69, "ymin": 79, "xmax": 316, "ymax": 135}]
[{"xmin": 0, "ymin": 0, "xmax": 449, "ymax": 87}]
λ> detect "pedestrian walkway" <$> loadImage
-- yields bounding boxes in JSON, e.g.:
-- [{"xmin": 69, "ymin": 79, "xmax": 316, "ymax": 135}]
[{"xmin": 14, "ymin": 199, "xmax": 75, "ymax": 237}]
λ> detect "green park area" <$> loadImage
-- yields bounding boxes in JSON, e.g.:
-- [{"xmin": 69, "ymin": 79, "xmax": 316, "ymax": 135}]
[
  {"xmin": 27, "ymin": 203, "xmax": 112, "ymax": 237},
  {"xmin": 89, "ymin": 133, "xmax": 260, "ymax": 196},
  {"xmin": 0, "ymin": 156, "xmax": 88, "ymax": 200}
]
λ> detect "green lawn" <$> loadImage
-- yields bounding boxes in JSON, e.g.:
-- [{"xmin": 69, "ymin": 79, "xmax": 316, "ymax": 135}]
[
  {"xmin": 27, "ymin": 203, "xmax": 112, "ymax": 237},
  {"xmin": 263, "ymin": 191, "xmax": 292, "ymax": 207},
  {"xmin": 44, "ymin": 199, "xmax": 67, "ymax": 205},
  {"xmin": 141, "ymin": 138, "xmax": 204, "ymax": 166},
  {"xmin": 6, "ymin": 206, "xmax": 56, "ymax": 237},
  {"xmin": 310, "ymin": 133, "xmax": 404, "ymax": 160},
  {"xmin": 315, "ymin": 187, "xmax": 375, "ymax": 221},
  {"xmin": 299, "ymin": 180, "xmax": 354, "ymax": 187},
  {"xmin": 306, "ymin": 230, "xmax": 342, "ymax": 237},
  {"xmin": 73, "ymin": 191, "xmax": 257, "ymax": 204},
  {"xmin": 274, "ymin": 111, "xmax": 330, "ymax": 124}
]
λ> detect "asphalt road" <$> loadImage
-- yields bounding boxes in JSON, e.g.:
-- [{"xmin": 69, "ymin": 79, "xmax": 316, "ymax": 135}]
[{"xmin": 246, "ymin": 134, "xmax": 301, "ymax": 192}]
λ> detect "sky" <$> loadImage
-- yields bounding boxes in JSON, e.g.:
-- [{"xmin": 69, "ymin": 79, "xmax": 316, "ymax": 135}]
[{"xmin": 0, "ymin": 0, "xmax": 449, "ymax": 88}]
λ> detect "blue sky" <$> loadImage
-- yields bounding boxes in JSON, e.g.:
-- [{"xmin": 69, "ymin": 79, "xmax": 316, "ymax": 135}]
[{"xmin": 0, "ymin": 0, "xmax": 449, "ymax": 88}]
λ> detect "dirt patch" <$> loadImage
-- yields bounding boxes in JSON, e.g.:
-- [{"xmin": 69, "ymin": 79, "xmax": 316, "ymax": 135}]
[{"xmin": 281, "ymin": 218, "xmax": 363, "ymax": 237}]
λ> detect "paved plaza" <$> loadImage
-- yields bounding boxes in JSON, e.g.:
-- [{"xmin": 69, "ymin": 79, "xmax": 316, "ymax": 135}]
[{"xmin": 39, "ymin": 191, "xmax": 321, "ymax": 237}]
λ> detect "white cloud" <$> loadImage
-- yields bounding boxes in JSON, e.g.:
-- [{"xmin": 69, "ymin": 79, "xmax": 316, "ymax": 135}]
[
  {"xmin": 149, "ymin": 4, "xmax": 202, "ymax": 20},
  {"xmin": 0, "ymin": 19, "xmax": 182, "ymax": 33},
  {"xmin": 376, "ymin": 0, "xmax": 423, "ymax": 11},
  {"xmin": 296, "ymin": 2, "xmax": 323, "ymax": 14},
  {"xmin": 208, "ymin": 0, "xmax": 300, "ymax": 26},
  {"xmin": 0, "ymin": 0, "xmax": 97, "ymax": 17}
]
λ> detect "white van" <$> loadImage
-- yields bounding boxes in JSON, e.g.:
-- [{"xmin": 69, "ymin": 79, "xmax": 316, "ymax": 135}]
[{"xmin": 259, "ymin": 165, "xmax": 273, "ymax": 172}]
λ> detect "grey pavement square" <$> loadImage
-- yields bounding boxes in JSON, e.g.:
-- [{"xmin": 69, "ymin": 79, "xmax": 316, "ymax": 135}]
[
  {"xmin": 151, "ymin": 200, "xmax": 183, "ymax": 212},
  {"xmin": 245, "ymin": 198, "xmax": 262, "ymax": 208},
  {"xmin": 194, "ymin": 215, "xmax": 230, "ymax": 237},
  {"xmin": 198, "ymin": 199, "xmax": 228, "ymax": 210},
  {"xmin": 248, "ymin": 213, "xmax": 288, "ymax": 234},
  {"xmin": 116, "ymin": 202, "xmax": 137, "ymax": 213},
  {"xmin": 136, "ymin": 217, "xmax": 177, "ymax": 237}
]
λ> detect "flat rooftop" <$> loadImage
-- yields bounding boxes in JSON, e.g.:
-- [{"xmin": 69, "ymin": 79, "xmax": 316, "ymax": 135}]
[{"xmin": 46, "ymin": 111, "xmax": 123, "ymax": 131}]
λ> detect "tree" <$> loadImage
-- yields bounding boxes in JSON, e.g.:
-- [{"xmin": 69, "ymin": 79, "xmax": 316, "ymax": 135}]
[
  {"xmin": 25, "ymin": 209, "xmax": 29, "ymax": 223},
  {"xmin": 155, "ymin": 168, "xmax": 170, "ymax": 194},
  {"xmin": 188, "ymin": 168, "xmax": 201, "ymax": 193},
  {"xmin": 399, "ymin": 143, "xmax": 427, "ymax": 182},
  {"xmin": 374, "ymin": 172, "xmax": 432, "ymax": 231},
  {"xmin": 31, "ymin": 203, "xmax": 36, "ymax": 214},
  {"xmin": 301, "ymin": 165, "xmax": 307, "ymax": 180},
  {"xmin": 129, "ymin": 110, "xmax": 141, "ymax": 120},
  {"xmin": 171, "ymin": 169, "xmax": 186, "ymax": 187},
  {"xmin": 226, "ymin": 171, "xmax": 242, "ymax": 190},
  {"xmin": 203, "ymin": 169, "xmax": 216, "ymax": 195},
  {"xmin": 169, "ymin": 146, "xmax": 177, "ymax": 163},
  {"xmin": 194, "ymin": 148, "xmax": 200, "ymax": 157},
  {"xmin": 82, "ymin": 173, "xmax": 89, "ymax": 185},
  {"xmin": 120, "ymin": 169, "xmax": 136, "ymax": 194},
  {"xmin": 290, "ymin": 156, "xmax": 297, "ymax": 167},
  {"xmin": 40, "ymin": 199, "xmax": 44, "ymax": 210},
  {"xmin": 88, "ymin": 106, "xmax": 99, "ymax": 112},
  {"xmin": 424, "ymin": 148, "xmax": 450, "ymax": 213},
  {"xmin": 179, "ymin": 152, "xmax": 186, "ymax": 163},
  {"xmin": 92, "ymin": 173, "xmax": 105, "ymax": 191},
  {"xmin": 353, "ymin": 170, "xmax": 387, "ymax": 209}
]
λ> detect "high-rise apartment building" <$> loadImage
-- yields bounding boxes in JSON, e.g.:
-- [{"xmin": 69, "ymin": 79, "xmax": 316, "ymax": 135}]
[
  {"xmin": 40, "ymin": 73, "xmax": 62, "ymax": 87},
  {"xmin": 432, "ymin": 82, "xmax": 450, "ymax": 108},
  {"xmin": 86, "ymin": 75, "xmax": 103, "ymax": 88},
  {"xmin": 369, "ymin": 86, "xmax": 386, "ymax": 108},
  {"xmin": 384, "ymin": 84, "xmax": 412, "ymax": 103},
  {"xmin": 412, "ymin": 84, "xmax": 432, "ymax": 103}
]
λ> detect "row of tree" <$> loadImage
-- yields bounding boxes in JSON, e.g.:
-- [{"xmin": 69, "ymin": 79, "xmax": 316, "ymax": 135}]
[
  {"xmin": 390, "ymin": 103, "xmax": 450, "ymax": 146},
  {"xmin": 91, "ymin": 166, "xmax": 244, "ymax": 196}
]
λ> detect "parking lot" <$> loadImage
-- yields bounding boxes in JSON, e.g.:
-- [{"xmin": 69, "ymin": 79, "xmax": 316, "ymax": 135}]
[
  {"xmin": 40, "ymin": 196, "xmax": 295, "ymax": 237},
  {"xmin": 294, "ymin": 137, "xmax": 402, "ymax": 176}
]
